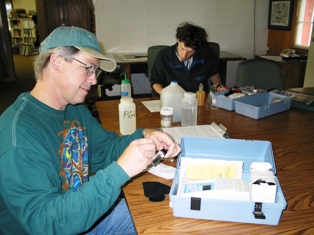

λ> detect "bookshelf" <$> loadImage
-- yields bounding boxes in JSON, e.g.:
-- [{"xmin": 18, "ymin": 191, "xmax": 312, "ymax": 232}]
[{"xmin": 9, "ymin": 18, "xmax": 36, "ymax": 46}]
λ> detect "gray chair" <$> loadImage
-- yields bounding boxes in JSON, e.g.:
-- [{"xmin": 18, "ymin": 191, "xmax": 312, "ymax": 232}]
[
  {"xmin": 147, "ymin": 45, "xmax": 169, "ymax": 78},
  {"xmin": 236, "ymin": 58, "xmax": 284, "ymax": 90},
  {"xmin": 208, "ymin": 42, "xmax": 220, "ymax": 58}
]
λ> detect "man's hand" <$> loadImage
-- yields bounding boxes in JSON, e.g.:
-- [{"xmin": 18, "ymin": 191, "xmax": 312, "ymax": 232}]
[
  {"xmin": 117, "ymin": 129, "xmax": 181, "ymax": 177},
  {"xmin": 117, "ymin": 138, "xmax": 157, "ymax": 177},
  {"xmin": 142, "ymin": 129, "xmax": 181, "ymax": 159}
]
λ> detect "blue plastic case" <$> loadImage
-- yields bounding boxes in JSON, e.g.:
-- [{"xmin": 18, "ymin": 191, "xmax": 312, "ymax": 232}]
[{"xmin": 169, "ymin": 137, "xmax": 287, "ymax": 225}]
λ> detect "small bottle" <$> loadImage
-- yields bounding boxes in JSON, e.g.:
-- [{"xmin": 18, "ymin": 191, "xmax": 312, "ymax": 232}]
[
  {"xmin": 205, "ymin": 85, "xmax": 219, "ymax": 110},
  {"xmin": 119, "ymin": 97, "xmax": 136, "ymax": 135},
  {"xmin": 181, "ymin": 92, "xmax": 198, "ymax": 126},
  {"xmin": 196, "ymin": 83, "xmax": 206, "ymax": 106},
  {"xmin": 120, "ymin": 72, "xmax": 131, "ymax": 97},
  {"xmin": 160, "ymin": 107, "xmax": 173, "ymax": 128}
]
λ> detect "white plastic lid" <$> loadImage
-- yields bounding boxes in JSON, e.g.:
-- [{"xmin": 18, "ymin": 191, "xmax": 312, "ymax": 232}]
[
  {"xmin": 120, "ymin": 97, "xmax": 133, "ymax": 103},
  {"xmin": 160, "ymin": 107, "xmax": 173, "ymax": 115}
]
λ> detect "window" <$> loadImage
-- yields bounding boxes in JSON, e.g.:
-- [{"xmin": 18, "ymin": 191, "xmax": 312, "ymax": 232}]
[{"xmin": 295, "ymin": 0, "xmax": 314, "ymax": 48}]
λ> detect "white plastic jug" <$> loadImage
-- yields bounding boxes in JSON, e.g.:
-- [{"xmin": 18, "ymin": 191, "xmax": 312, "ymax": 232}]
[{"xmin": 160, "ymin": 81, "xmax": 185, "ymax": 123}]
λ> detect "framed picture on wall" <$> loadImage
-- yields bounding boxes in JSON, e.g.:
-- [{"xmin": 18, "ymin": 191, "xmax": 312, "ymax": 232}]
[{"xmin": 268, "ymin": 0, "xmax": 294, "ymax": 30}]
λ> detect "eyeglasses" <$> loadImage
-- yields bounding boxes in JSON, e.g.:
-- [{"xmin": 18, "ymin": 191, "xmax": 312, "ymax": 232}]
[{"xmin": 72, "ymin": 58, "xmax": 103, "ymax": 78}]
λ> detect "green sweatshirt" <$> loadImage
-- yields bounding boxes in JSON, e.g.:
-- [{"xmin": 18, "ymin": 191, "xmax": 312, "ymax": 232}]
[{"xmin": 0, "ymin": 93, "xmax": 143, "ymax": 235}]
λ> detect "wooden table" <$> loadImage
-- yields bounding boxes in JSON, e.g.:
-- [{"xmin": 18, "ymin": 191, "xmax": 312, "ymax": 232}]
[{"xmin": 96, "ymin": 98, "xmax": 314, "ymax": 235}]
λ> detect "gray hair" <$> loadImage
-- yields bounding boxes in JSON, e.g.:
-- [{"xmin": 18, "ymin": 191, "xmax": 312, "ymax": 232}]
[{"xmin": 33, "ymin": 46, "xmax": 80, "ymax": 81}]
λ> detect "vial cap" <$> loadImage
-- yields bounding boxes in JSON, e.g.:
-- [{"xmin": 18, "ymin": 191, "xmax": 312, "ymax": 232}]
[
  {"xmin": 160, "ymin": 107, "xmax": 173, "ymax": 115},
  {"xmin": 122, "ymin": 79, "xmax": 130, "ymax": 84}
]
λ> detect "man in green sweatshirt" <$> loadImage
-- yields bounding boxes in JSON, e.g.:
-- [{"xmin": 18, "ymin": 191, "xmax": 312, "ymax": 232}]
[{"xmin": 0, "ymin": 26, "xmax": 180, "ymax": 235}]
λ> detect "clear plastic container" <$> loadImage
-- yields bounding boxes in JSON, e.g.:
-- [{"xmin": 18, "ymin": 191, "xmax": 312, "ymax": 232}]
[
  {"xmin": 119, "ymin": 97, "xmax": 136, "ymax": 135},
  {"xmin": 181, "ymin": 92, "xmax": 198, "ymax": 126},
  {"xmin": 160, "ymin": 81, "xmax": 185, "ymax": 123}
]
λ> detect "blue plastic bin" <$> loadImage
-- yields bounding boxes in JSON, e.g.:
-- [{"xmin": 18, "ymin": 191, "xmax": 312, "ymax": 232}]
[
  {"xmin": 234, "ymin": 92, "xmax": 292, "ymax": 119},
  {"xmin": 217, "ymin": 90, "xmax": 236, "ymax": 111}
]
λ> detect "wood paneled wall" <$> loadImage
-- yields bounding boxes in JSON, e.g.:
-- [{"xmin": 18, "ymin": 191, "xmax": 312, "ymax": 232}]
[{"xmin": 35, "ymin": 0, "xmax": 94, "ymax": 44}]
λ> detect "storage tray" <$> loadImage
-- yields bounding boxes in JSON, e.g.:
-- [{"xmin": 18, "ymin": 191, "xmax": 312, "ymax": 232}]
[
  {"xmin": 234, "ymin": 92, "xmax": 292, "ymax": 119},
  {"xmin": 217, "ymin": 90, "xmax": 237, "ymax": 111}
]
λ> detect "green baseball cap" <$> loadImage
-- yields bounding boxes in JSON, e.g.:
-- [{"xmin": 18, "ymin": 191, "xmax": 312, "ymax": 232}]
[{"xmin": 40, "ymin": 26, "xmax": 116, "ymax": 72}]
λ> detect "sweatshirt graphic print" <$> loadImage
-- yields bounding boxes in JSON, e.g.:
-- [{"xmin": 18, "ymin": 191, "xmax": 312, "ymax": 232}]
[{"xmin": 58, "ymin": 120, "xmax": 89, "ymax": 190}]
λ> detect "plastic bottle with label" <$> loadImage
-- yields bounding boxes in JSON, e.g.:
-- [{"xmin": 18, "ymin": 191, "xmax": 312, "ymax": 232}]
[
  {"xmin": 120, "ymin": 72, "xmax": 131, "ymax": 97},
  {"xmin": 119, "ymin": 97, "xmax": 136, "ymax": 135},
  {"xmin": 196, "ymin": 83, "xmax": 206, "ymax": 106},
  {"xmin": 160, "ymin": 81, "xmax": 185, "ymax": 123},
  {"xmin": 181, "ymin": 92, "xmax": 198, "ymax": 126}
]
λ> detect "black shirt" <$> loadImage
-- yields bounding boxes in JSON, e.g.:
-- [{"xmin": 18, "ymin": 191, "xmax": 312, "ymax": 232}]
[{"xmin": 149, "ymin": 42, "xmax": 219, "ymax": 94}]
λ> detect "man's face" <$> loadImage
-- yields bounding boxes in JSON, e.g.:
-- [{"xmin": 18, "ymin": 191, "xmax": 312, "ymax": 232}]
[
  {"xmin": 58, "ymin": 52, "xmax": 99, "ymax": 106},
  {"xmin": 177, "ymin": 40, "xmax": 196, "ymax": 61}
]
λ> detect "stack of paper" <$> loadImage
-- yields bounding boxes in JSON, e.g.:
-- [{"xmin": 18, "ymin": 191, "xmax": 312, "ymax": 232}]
[{"xmin": 162, "ymin": 123, "xmax": 227, "ymax": 144}]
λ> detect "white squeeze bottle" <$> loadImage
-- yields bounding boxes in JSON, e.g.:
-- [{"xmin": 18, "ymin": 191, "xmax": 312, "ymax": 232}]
[
  {"xmin": 160, "ymin": 81, "xmax": 185, "ymax": 123},
  {"xmin": 120, "ymin": 72, "xmax": 131, "ymax": 97},
  {"xmin": 119, "ymin": 97, "xmax": 136, "ymax": 135}
]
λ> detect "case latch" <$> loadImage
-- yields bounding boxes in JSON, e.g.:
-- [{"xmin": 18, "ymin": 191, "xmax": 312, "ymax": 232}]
[
  {"xmin": 253, "ymin": 202, "xmax": 266, "ymax": 219},
  {"xmin": 190, "ymin": 197, "xmax": 201, "ymax": 211}
]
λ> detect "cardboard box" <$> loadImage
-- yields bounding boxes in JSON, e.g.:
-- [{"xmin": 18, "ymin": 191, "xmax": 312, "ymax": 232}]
[
  {"xmin": 169, "ymin": 137, "xmax": 287, "ymax": 225},
  {"xmin": 234, "ymin": 92, "xmax": 292, "ymax": 119}
]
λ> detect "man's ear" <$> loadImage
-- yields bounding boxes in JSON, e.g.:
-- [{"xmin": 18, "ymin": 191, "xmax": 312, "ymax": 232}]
[{"xmin": 50, "ymin": 53, "xmax": 63, "ymax": 70}]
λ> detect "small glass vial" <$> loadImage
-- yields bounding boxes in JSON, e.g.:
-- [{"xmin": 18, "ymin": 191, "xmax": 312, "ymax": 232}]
[
  {"xmin": 205, "ymin": 85, "xmax": 219, "ymax": 110},
  {"xmin": 160, "ymin": 107, "xmax": 173, "ymax": 128}
]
